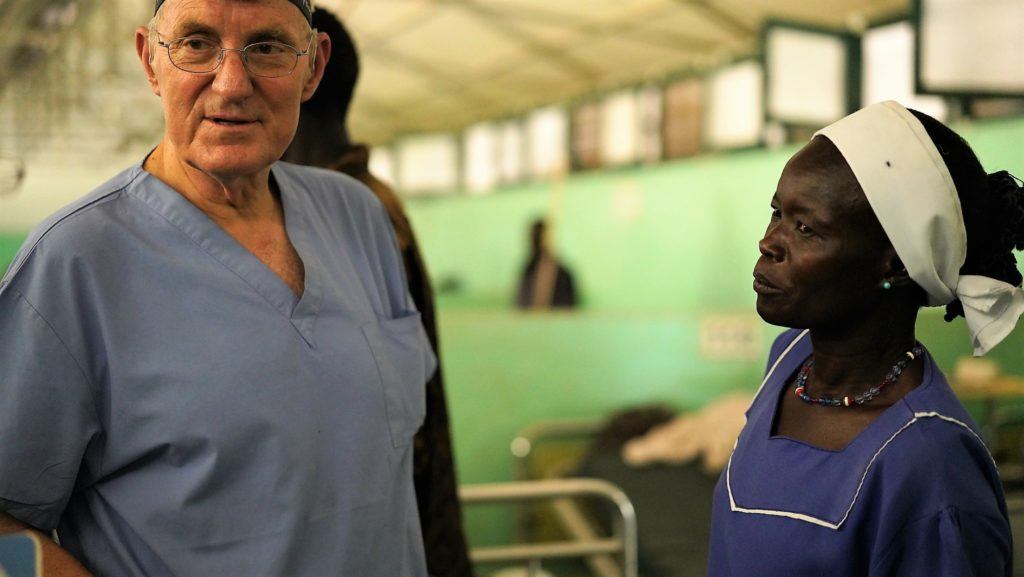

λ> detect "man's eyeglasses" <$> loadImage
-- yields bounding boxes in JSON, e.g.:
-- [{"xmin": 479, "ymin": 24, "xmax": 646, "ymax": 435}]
[{"xmin": 156, "ymin": 32, "xmax": 315, "ymax": 78}]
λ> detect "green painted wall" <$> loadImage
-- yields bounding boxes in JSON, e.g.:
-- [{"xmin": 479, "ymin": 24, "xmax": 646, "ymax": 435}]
[
  {"xmin": 0, "ymin": 234, "xmax": 21, "ymax": 276},
  {"xmin": 409, "ymin": 116, "xmax": 1024, "ymax": 313},
  {"xmin": 0, "ymin": 116, "xmax": 1022, "ymax": 549}
]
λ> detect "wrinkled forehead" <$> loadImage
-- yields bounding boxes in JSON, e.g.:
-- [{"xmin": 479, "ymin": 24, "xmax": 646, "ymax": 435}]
[{"xmin": 158, "ymin": 0, "xmax": 309, "ymax": 41}]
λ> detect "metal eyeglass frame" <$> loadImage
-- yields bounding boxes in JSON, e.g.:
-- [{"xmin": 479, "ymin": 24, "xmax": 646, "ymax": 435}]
[{"xmin": 155, "ymin": 30, "xmax": 316, "ymax": 78}]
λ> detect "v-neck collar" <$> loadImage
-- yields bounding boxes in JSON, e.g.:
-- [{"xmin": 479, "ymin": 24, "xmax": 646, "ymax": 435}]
[{"xmin": 127, "ymin": 161, "xmax": 323, "ymax": 346}]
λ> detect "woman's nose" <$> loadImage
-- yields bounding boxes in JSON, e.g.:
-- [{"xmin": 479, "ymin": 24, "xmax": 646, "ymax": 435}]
[{"xmin": 758, "ymin": 226, "xmax": 784, "ymax": 262}]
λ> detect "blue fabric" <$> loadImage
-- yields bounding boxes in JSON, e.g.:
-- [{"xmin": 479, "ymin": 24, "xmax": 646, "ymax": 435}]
[
  {"xmin": 0, "ymin": 160, "xmax": 436, "ymax": 577},
  {"xmin": 708, "ymin": 329, "xmax": 1012, "ymax": 577}
]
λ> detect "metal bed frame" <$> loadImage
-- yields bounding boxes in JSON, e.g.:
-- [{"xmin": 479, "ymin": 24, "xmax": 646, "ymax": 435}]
[
  {"xmin": 459, "ymin": 418, "xmax": 640, "ymax": 577},
  {"xmin": 459, "ymin": 478, "xmax": 638, "ymax": 577}
]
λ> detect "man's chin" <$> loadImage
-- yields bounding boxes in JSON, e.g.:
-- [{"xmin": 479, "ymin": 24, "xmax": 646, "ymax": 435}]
[{"xmin": 187, "ymin": 147, "xmax": 277, "ymax": 179}]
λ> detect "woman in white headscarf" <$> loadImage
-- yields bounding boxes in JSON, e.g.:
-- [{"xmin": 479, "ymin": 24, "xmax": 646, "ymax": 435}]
[{"xmin": 709, "ymin": 101, "xmax": 1022, "ymax": 576}]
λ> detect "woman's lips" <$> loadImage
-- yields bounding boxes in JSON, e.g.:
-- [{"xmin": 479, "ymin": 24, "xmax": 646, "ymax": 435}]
[{"xmin": 753, "ymin": 272, "xmax": 783, "ymax": 295}]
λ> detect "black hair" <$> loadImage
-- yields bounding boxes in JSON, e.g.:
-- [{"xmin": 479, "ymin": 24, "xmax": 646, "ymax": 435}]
[
  {"xmin": 304, "ymin": 7, "xmax": 359, "ymax": 118},
  {"xmin": 908, "ymin": 109, "xmax": 1024, "ymax": 321},
  {"xmin": 528, "ymin": 218, "xmax": 549, "ymax": 255}
]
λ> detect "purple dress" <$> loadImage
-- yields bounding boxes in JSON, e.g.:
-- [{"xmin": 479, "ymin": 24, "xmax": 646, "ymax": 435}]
[{"xmin": 709, "ymin": 329, "xmax": 1012, "ymax": 576}]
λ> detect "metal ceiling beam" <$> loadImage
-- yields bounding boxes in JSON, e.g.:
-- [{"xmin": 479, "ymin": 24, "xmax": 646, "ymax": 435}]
[
  {"xmin": 435, "ymin": 0, "xmax": 602, "ymax": 82},
  {"xmin": 341, "ymin": 0, "xmax": 723, "ymax": 143},
  {"xmin": 467, "ymin": 0, "xmax": 733, "ymax": 88},
  {"xmin": 592, "ymin": 4, "xmax": 724, "ymax": 54},
  {"xmin": 434, "ymin": 0, "xmax": 592, "ymax": 29},
  {"xmin": 673, "ymin": 0, "xmax": 757, "ymax": 39},
  {"xmin": 465, "ymin": 0, "xmax": 720, "ymax": 52},
  {"xmin": 345, "ymin": 4, "xmax": 443, "ymax": 52},
  {"xmin": 368, "ymin": 43, "xmax": 499, "ymax": 112},
  {"xmin": 352, "ymin": 97, "xmax": 430, "ymax": 127}
]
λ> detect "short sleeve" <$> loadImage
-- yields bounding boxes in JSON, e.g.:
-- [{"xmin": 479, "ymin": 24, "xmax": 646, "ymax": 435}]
[
  {"xmin": 871, "ymin": 506, "xmax": 1011, "ymax": 577},
  {"xmin": 0, "ymin": 287, "xmax": 101, "ymax": 531}
]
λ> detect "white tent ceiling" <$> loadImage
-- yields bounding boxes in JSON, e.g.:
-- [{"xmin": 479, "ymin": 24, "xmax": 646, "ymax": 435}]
[
  {"xmin": 320, "ymin": 0, "xmax": 908, "ymax": 144},
  {"xmin": 0, "ymin": 0, "xmax": 909, "ymax": 155}
]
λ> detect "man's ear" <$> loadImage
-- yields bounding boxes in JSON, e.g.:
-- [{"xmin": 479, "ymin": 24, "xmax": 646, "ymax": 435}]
[
  {"xmin": 300, "ymin": 31, "xmax": 331, "ymax": 103},
  {"xmin": 136, "ymin": 26, "xmax": 161, "ymax": 96}
]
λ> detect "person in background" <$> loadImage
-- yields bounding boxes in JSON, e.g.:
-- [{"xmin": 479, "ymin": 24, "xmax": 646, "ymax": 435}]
[
  {"xmin": 0, "ymin": 1, "xmax": 438, "ymax": 575},
  {"xmin": 709, "ymin": 101, "xmax": 1022, "ymax": 576},
  {"xmin": 516, "ymin": 218, "xmax": 578, "ymax": 309},
  {"xmin": 281, "ymin": 8, "xmax": 474, "ymax": 577}
]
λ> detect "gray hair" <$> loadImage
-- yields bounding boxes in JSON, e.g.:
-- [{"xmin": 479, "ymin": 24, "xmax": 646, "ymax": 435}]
[{"xmin": 146, "ymin": 4, "xmax": 164, "ymax": 63}]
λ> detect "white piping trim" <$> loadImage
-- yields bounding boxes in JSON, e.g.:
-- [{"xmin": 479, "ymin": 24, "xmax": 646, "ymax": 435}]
[
  {"xmin": 726, "ymin": 448, "xmax": 841, "ymax": 529},
  {"xmin": 750, "ymin": 329, "xmax": 809, "ymax": 406},
  {"xmin": 913, "ymin": 411, "xmax": 999, "ymax": 469},
  {"xmin": 727, "ymin": 410, "xmax": 996, "ymax": 530}
]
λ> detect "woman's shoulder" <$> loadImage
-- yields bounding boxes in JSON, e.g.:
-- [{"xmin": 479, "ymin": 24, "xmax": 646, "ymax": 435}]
[
  {"xmin": 866, "ymin": 414, "xmax": 1010, "ymax": 574},
  {"xmin": 869, "ymin": 409, "xmax": 1003, "ymax": 517},
  {"xmin": 886, "ymin": 412, "xmax": 995, "ymax": 474},
  {"xmin": 890, "ymin": 353, "xmax": 992, "ymax": 473}
]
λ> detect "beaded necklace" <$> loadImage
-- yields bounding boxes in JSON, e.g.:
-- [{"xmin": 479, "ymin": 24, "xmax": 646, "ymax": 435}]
[{"xmin": 794, "ymin": 346, "xmax": 924, "ymax": 407}]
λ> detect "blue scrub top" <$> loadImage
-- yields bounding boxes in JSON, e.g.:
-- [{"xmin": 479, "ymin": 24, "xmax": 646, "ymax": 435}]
[
  {"xmin": 708, "ymin": 329, "xmax": 1012, "ymax": 576},
  {"xmin": 0, "ymin": 160, "xmax": 436, "ymax": 576}
]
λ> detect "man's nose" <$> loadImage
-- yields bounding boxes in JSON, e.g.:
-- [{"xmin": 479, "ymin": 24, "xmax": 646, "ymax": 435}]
[{"xmin": 211, "ymin": 49, "xmax": 255, "ymax": 97}]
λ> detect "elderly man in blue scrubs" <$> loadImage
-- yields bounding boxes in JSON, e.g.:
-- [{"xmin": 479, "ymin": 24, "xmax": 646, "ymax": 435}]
[{"xmin": 0, "ymin": 0, "xmax": 436, "ymax": 575}]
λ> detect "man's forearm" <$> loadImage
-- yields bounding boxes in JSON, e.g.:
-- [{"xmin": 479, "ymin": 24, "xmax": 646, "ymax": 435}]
[{"xmin": 0, "ymin": 512, "xmax": 93, "ymax": 577}]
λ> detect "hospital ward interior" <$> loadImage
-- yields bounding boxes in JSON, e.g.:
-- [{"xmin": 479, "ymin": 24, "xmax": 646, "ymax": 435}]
[{"xmin": 1, "ymin": 0, "xmax": 1023, "ymax": 576}]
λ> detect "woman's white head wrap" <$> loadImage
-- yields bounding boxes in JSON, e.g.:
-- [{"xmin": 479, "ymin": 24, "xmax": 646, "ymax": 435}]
[{"xmin": 815, "ymin": 100, "xmax": 1024, "ymax": 356}]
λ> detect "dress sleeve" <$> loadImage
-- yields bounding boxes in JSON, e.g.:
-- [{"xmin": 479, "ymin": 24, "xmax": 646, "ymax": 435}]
[
  {"xmin": 0, "ymin": 287, "xmax": 101, "ymax": 531},
  {"xmin": 870, "ymin": 506, "xmax": 1011, "ymax": 577}
]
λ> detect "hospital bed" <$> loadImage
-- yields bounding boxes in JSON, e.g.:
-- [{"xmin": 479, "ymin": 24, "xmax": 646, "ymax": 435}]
[{"xmin": 471, "ymin": 413, "xmax": 718, "ymax": 577}]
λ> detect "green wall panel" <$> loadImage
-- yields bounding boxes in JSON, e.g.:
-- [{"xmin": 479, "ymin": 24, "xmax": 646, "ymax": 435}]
[
  {"xmin": 409, "ymin": 117, "xmax": 1024, "ymax": 313},
  {"xmin": 0, "ymin": 234, "xmax": 22, "ymax": 275}
]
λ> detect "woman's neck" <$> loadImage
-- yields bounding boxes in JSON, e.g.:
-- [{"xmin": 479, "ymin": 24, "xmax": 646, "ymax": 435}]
[
  {"xmin": 805, "ymin": 305, "xmax": 921, "ymax": 398},
  {"xmin": 282, "ymin": 112, "xmax": 351, "ymax": 169}
]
